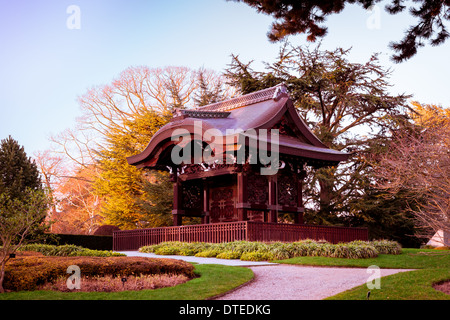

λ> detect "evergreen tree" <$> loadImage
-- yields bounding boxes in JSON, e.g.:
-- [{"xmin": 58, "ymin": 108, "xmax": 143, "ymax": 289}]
[
  {"xmin": 0, "ymin": 136, "xmax": 49, "ymax": 239},
  {"xmin": 138, "ymin": 171, "xmax": 174, "ymax": 227},
  {"xmin": 0, "ymin": 136, "xmax": 50, "ymax": 292},
  {"xmin": 0, "ymin": 136, "xmax": 42, "ymax": 199},
  {"xmin": 231, "ymin": 0, "xmax": 450, "ymax": 62},
  {"xmin": 193, "ymin": 69, "xmax": 227, "ymax": 106},
  {"xmin": 226, "ymin": 43, "xmax": 412, "ymax": 231}
]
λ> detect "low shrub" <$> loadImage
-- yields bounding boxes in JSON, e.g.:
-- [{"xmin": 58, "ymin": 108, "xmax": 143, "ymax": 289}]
[
  {"xmin": 19, "ymin": 244, "xmax": 124, "ymax": 257},
  {"xmin": 195, "ymin": 249, "xmax": 221, "ymax": 258},
  {"xmin": 216, "ymin": 251, "xmax": 242, "ymax": 259},
  {"xmin": 3, "ymin": 255, "xmax": 195, "ymax": 292},
  {"xmin": 140, "ymin": 242, "xmax": 211, "ymax": 256},
  {"xmin": 240, "ymin": 251, "xmax": 274, "ymax": 261},
  {"xmin": 154, "ymin": 246, "xmax": 181, "ymax": 255},
  {"xmin": 73, "ymin": 249, "xmax": 125, "ymax": 257},
  {"xmin": 38, "ymin": 274, "xmax": 189, "ymax": 292},
  {"xmin": 346, "ymin": 243, "xmax": 378, "ymax": 259},
  {"xmin": 140, "ymin": 239, "xmax": 401, "ymax": 261},
  {"xmin": 359, "ymin": 240, "xmax": 402, "ymax": 255},
  {"xmin": 20, "ymin": 244, "xmax": 83, "ymax": 256}
]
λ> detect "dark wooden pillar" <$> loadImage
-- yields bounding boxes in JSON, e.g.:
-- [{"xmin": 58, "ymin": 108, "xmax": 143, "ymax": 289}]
[
  {"xmin": 295, "ymin": 169, "xmax": 306, "ymax": 224},
  {"xmin": 294, "ymin": 176, "xmax": 304, "ymax": 224},
  {"xmin": 237, "ymin": 172, "xmax": 248, "ymax": 221},
  {"xmin": 202, "ymin": 179, "xmax": 210, "ymax": 224},
  {"xmin": 172, "ymin": 172, "xmax": 183, "ymax": 226},
  {"xmin": 268, "ymin": 175, "xmax": 278, "ymax": 223}
]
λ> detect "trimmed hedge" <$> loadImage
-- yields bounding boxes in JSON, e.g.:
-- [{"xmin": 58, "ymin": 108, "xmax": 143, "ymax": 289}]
[
  {"xmin": 4, "ymin": 254, "xmax": 195, "ymax": 292},
  {"xmin": 44, "ymin": 233, "xmax": 113, "ymax": 250},
  {"xmin": 19, "ymin": 244, "xmax": 124, "ymax": 257},
  {"xmin": 139, "ymin": 239, "xmax": 402, "ymax": 261}
]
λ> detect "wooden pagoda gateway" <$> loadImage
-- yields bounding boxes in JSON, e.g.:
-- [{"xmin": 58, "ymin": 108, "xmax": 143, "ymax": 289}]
[{"xmin": 113, "ymin": 84, "xmax": 368, "ymax": 250}]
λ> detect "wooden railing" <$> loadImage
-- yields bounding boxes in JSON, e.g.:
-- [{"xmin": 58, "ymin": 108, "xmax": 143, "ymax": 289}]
[
  {"xmin": 113, "ymin": 221, "xmax": 368, "ymax": 251},
  {"xmin": 246, "ymin": 222, "xmax": 368, "ymax": 244}
]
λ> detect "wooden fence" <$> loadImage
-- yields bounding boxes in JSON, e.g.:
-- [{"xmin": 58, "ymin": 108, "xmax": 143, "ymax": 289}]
[{"xmin": 113, "ymin": 221, "xmax": 368, "ymax": 251}]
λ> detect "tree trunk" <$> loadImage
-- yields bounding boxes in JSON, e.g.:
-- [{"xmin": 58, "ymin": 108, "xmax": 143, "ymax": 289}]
[
  {"xmin": 317, "ymin": 167, "xmax": 337, "ymax": 224},
  {"xmin": 0, "ymin": 259, "xmax": 7, "ymax": 293},
  {"xmin": 319, "ymin": 178, "xmax": 333, "ymax": 209}
]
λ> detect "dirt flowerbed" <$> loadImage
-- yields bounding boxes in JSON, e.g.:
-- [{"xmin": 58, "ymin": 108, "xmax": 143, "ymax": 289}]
[
  {"xmin": 433, "ymin": 280, "xmax": 450, "ymax": 295},
  {"xmin": 3, "ymin": 251, "xmax": 195, "ymax": 292}
]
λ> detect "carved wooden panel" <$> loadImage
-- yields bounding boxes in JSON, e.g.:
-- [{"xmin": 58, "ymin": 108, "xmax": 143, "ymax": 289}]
[
  {"xmin": 277, "ymin": 173, "xmax": 298, "ymax": 207},
  {"xmin": 210, "ymin": 186, "xmax": 237, "ymax": 223},
  {"xmin": 247, "ymin": 174, "xmax": 268, "ymax": 205},
  {"xmin": 181, "ymin": 182, "xmax": 202, "ymax": 211},
  {"xmin": 247, "ymin": 210, "xmax": 265, "ymax": 222},
  {"xmin": 272, "ymin": 116, "xmax": 298, "ymax": 138}
]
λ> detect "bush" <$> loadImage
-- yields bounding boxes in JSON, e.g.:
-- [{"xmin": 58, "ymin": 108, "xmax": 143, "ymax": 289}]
[
  {"xmin": 38, "ymin": 274, "xmax": 189, "ymax": 292},
  {"xmin": 240, "ymin": 251, "xmax": 274, "ymax": 261},
  {"xmin": 19, "ymin": 243, "xmax": 125, "ymax": 257},
  {"xmin": 73, "ymin": 249, "xmax": 124, "ymax": 257},
  {"xmin": 140, "ymin": 242, "xmax": 211, "ymax": 256},
  {"xmin": 358, "ymin": 240, "xmax": 402, "ymax": 255},
  {"xmin": 20, "ymin": 244, "xmax": 84, "ymax": 256},
  {"xmin": 154, "ymin": 246, "xmax": 181, "ymax": 255},
  {"xmin": 346, "ymin": 243, "xmax": 378, "ymax": 259},
  {"xmin": 43, "ymin": 233, "xmax": 113, "ymax": 250},
  {"xmin": 3, "ymin": 255, "xmax": 195, "ymax": 292},
  {"xmin": 216, "ymin": 251, "xmax": 242, "ymax": 259},
  {"xmin": 139, "ymin": 239, "xmax": 401, "ymax": 260},
  {"xmin": 195, "ymin": 249, "xmax": 221, "ymax": 258}
]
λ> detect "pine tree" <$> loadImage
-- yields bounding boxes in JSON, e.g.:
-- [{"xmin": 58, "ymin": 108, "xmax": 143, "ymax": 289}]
[
  {"xmin": 0, "ymin": 136, "xmax": 49, "ymax": 292},
  {"xmin": 193, "ymin": 69, "xmax": 227, "ymax": 106},
  {"xmin": 231, "ymin": 0, "xmax": 450, "ymax": 62},
  {"xmin": 226, "ymin": 44, "xmax": 412, "ymax": 228},
  {"xmin": 0, "ymin": 136, "xmax": 42, "ymax": 199}
]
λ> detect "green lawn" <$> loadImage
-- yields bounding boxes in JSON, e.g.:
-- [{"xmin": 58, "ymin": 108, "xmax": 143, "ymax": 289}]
[
  {"xmin": 275, "ymin": 248, "xmax": 450, "ymax": 300},
  {"xmin": 327, "ymin": 268, "xmax": 449, "ymax": 300},
  {"xmin": 274, "ymin": 248, "xmax": 450, "ymax": 269},
  {"xmin": 2, "ymin": 248, "xmax": 449, "ymax": 300},
  {"xmin": 0, "ymin": 264, "xmax": 253, "ymax": 300}
]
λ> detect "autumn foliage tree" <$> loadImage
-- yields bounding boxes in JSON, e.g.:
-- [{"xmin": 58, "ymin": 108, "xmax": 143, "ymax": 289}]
[
  {"xmin": 49, "ymin": 66, "xmax": 232, "ymax": 230},
  {"xmin": 375, "ymin": 102, "xmax": 450, "ymax": 242},
  {"xmin": 94, "ymin": 110, "xmax": 172, "ymax": 229},
  {"xmin": 51, "ymin": 165, "xmax": 102, "ymax": 234}
]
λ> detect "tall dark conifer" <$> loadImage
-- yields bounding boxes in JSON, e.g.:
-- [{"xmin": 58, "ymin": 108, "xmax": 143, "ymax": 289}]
[
  {"xmin": 225, "ymin": 44, "xmax": 417, "ymax": 243},
  {"xmin": 0, "ymin": 136, "xmax": 42, "ymax": 199}
]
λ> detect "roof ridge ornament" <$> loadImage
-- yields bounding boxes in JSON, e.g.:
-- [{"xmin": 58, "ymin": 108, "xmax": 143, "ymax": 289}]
[
  {"xmin": 171, "ymin": 108, "xmax": 231, "ymax": 121},
  {"xmin": 196, "ymin": 84, "xmax": 289, "ymax": 112},
  {"xmin": 272, "ymin": 84, "xmax": 289, "ymax": 101}
]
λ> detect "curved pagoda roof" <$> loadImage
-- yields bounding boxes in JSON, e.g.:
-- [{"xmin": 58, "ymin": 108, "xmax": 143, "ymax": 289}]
[{"xmin": 127, "ymin": 84, "xmax": 349, "ymax": 170}]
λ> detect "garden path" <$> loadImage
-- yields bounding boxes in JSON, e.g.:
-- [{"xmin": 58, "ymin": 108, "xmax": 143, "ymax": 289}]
[
  {"xmin": 216, "ymin": 265, "xmax": 414, "ymax": 300},
  {"xmin": 119, "ymin": 251, "xmax": 413, "ymax": 300}
]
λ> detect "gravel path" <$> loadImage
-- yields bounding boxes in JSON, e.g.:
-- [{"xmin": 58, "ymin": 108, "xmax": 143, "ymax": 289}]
[
  {"xmin": 120, "ymin": 251, "xmax": 414, "ymax": 300},
  {"xmin": 215, "ymin": 265, "xmax": 414, "ymax": 300}
]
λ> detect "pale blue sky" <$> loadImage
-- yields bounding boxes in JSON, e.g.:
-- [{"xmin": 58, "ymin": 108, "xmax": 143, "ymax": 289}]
[{"xmin": 1, "ymin": 0, "xmax": 449, "ymax": 156}]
